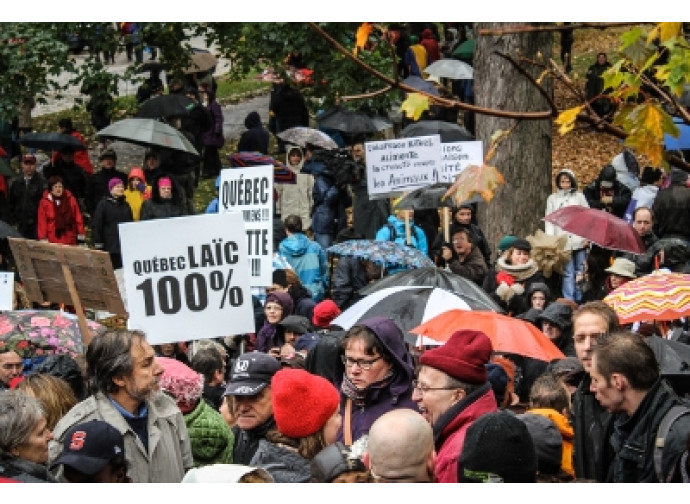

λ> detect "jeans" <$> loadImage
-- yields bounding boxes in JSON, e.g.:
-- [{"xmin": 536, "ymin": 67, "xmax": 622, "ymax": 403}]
[
  {"xmin": 562, "ymin": 248, "xmax": 587, "ymax": 303},
  {"xmin": 313, "ymin": 232, "xmax": 334, "ymax": 250}
]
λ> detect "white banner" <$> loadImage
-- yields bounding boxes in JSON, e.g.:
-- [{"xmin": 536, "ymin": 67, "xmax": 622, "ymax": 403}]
[
  {"xmin": 0, "ymin": 272, "xmax": 13, "ymax": 310},
  {"xmin": 119, "ymin": 213, "xmax": 255, "ymax": 345},
  {"xmin": 365, "ymin": 135, "xmax": 442, "ymax": 198},
  {"xmin": 435, "ymin": 141, "xmax": 484, "ymax": 183},
  {"xmin": 218, "ymin": 166, "xmax": 273, "ymax": 287}
]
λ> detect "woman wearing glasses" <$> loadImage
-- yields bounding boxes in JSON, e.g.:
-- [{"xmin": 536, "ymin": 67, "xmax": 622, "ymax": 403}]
[{"xmin": 336, "ymin": 316, "xmax": 417, "ymax": 446}]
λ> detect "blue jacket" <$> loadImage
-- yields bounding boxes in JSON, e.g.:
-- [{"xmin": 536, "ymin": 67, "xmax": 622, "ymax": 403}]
[
  {"xmin": 375, "ymin": 215, "xmax": 428, "ymax": 256},
  {"xmin": 279, "ymin": 233, "xmax": 328, "ymax": 302},
  {"xmin": 311, "ymin": 170, "xmax": 340, "ymax": 235}
]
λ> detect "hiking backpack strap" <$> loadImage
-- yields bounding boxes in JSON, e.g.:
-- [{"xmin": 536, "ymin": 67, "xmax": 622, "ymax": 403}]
[
  {"xmin": 386, "ymin": 222, "xmax": 396, "ymax": 242},
  {"xmin": 654, "ymin": 405, "xmax": 690, "ymax": 482}
]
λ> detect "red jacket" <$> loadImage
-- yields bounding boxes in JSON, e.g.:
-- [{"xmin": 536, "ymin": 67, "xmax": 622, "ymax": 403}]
[
  {"xmin": 37, "ymin": 189, "xmax": 85, "ymax": 245},
  {"xmin": 50, "ymin": 131, "xmax": 94, "ymax": 176}
]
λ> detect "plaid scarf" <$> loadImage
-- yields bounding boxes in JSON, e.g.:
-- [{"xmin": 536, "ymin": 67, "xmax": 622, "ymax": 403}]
[{"xmin": 340, "ymin": 370, "xmax": 395, "ymax": 407}]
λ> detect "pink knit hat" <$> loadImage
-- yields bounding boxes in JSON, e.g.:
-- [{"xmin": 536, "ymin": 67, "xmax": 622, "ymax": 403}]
[
  {"xmin": 157, "ymin": 356, "xmax": 203, "ymax": 413},
  {"xmin": 108, "ymin": 177, "xmax": 123, "ymax": 192}
]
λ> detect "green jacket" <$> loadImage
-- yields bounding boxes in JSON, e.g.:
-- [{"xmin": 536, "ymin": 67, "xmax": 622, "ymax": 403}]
[{"xmin": 184, "ymin": 399, "xmax": 235, "ymax": 467}]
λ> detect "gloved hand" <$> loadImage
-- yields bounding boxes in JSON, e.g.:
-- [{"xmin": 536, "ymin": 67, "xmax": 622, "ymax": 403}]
[{"xmin": 601, "ymin": 196, "xmax": 613, "ymax": 205}]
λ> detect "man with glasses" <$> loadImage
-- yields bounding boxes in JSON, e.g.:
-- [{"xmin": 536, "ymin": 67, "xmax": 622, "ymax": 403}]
[
  {"xmin": 442, "ymin": 226, "xmax": 488, "ymax": 286},
  {"xmin": 414, "ymin": 329, "xmax": 497, "ymax": 482},
  {"xmin": 571, "ymin": 300, "xmax": 619, "ymax": 481},
  {"xmin": 0, "ymin": 350, "xmax": 24, "ymax": 390},
  {"xmin": 8, "ymin": 153, "xmax": 44, "ymax": 240}
]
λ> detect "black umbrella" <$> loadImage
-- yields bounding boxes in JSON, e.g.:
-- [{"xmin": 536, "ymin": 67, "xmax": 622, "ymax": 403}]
[
  {"xmin": 358, "ymin": 267, "xmax": 503, "ymax": 313},
  {"xmin": 18, "ymin": 132, "xmax": 87, "ymax": 152},
  {"xmin": 316, "ymin": 107, "xmax": 378, "ymax": 135},
  {"xmin": 137, "ymin": 94, "xmax": 195, "ymax": 119},
  {"xmin": 400, "ymin": 120, "xmax": 474, "ymax": 143},
  {"xmin": 0, "ymin": 220, "xmax": 22, "ymax": 239},
  {"xmin": 645, "ymin": 335, "xmax": 690, "ymax": 396},
  {"xmin": 395, "ymin": 183, "xmax": 454, "ymax": 210}
]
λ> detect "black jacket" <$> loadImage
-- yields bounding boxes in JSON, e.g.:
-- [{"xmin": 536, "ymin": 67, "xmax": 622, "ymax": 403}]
[
  {"xmin": 237, "ymin": 111, "xmax": 269, "ymax": 154},
  {"xmin": 331, "ymin": 255, "xmax": 369, "ymax": 310},
  {"xmin": 652, "ymin": 168, "xmax": 690, "ymax": 241},
  {"xmin": 535, "ymin": 301, "xmax": 576, "ymax": 357},
  {"xmin": 583, "ymin": 164, "xmax": 632, "ymax": 219},
  {"xmin": 8, "ymin": 173, "xmax": 45, "ymax": 239},
  {"xmin": 231, "ymin": 417, "xmax": 276, "ymax": 466},
  {"xmin": 269, "ymin": 84, "xmax": 309, "ymax": 132},
  {"xmin": 91, "ymin": 195, "xmax": 133, "ymax": 254},
  {"xmin": 85, "ymin": 168, "xmax": 127, "ymax": 214}
]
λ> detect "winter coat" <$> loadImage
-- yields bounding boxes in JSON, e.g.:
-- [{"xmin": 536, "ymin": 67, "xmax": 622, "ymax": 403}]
[
  {"xmin": 43, "ymin": 160, "xmax": 88, "ymax": 200},
  {"xmin": 183, "ymin": 399, "xmax": 235, "ymax": 467},
  {"xmin": 352, "ymin": 176, "xmax": 389, "ymax": 240},
  {"xmin": 249, "ymin": 439, "xmax": 311, "ymax": 483},
  {"xmin": 572, "ymin": 373, "xmax": 614, "ymax": 481},
  {"xmin": 545, "ymin": 168, "xmax": 590, "ymax": 251},
  {"xmin": 37, "ymin": 189, "xmax": 85, "ymax": 245},
  {"xmin": 483, "ymin": 254, "xmax": 546, "ymax": 316},
  {"xmin": 583, "ymin": 164, "xmax": 633, "ymax": 219},
  {"xmin": 529, "ymin": 408, "xmax": 575, "ymax": 477},
  {"xmin": 278, "ymin": 233, "xmax": 328, "ymax": 302},
  {"xmin": 289, "ymin": 284, "xmax": 317, "ymax": 322},
  {"xmin": 202, "ymin": 90, "xmax": 224, "ymax": 148},
  {"xmin": 652, "ymin": 168, "xmax": 690, "ymax": 241},
  {"xmin": 124, "ymin": 167, "xmax": 150, "ymax": 221},
  {"xmin": 311, "ymin": 171, "xmax": 340, "ymax": 235},
  {"xmin": 269, "ymin": 84, "xmax": 309, "ymax": 133},
  {"xmin": 140, "ymin": 177, "xmax": 188, "ymax": 221},
  {"xmin": 48, "ymin": 392, "xmax": 193, "ymax": 483},
  {"xmin": 609, "ymin": 379, "xmax": 690, "ymax": 482},
  {"xmin": 535, "ymin": 302, "xmax": 576, "ymax": 357},
  {"xmin": 631, "ymin": 184, "xmax": 659, "ymax": 210},
  {"xmin": 180, "ymin": 102, "xmax": 212, "ymax": 154},
  {"xmin": 276, "ymin": 146, "xmax": 314, "ymax": 228},
  {"xmin": 8, "ymin": 173, "xmax": 44, "ymax": 239},
  {"xmin": 331, "ymin": 255, "xmax": 369, "ymax": 309},
  {"xmin": 91, "ymin": 195, "xmax": 133, "ymax": 254},
  {"xmin": 232, "ymin": 417, "xmax": 276, "ymax": 466},
  {"xmin": 335, "ymin": 317, "xmax": 419, "ymax": 445},
  {"xmin": 375, "ymin": 215, "xmax": 429, "ymax": 256},
  {"xmin": 610, "ymin": 151, "xmax": 640, "ymax": 192},
  {"xmin": 237, "ymin": 111, "xmax": 269, "ymax": 154},
  {"xmin": 448, "ymin": 244, "xmax": 488, "ymax": 286},
  {"xmin": 85, "ymin": 168, "xmax": 128, "ymax": 214},
  {"xmin": 0, "ymin": 449, "xmax": 57, "ymax": 483},
  {"xmin": 434, "ymin": 382, "xmax": 498, "ymax": 483}
]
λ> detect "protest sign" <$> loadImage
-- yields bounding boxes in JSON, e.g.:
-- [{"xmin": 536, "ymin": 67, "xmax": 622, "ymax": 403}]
[
  {"xmin": 436, "ymin": 141, "xmax": 483, "ymax": 183},
  {"xmin": 218, "ymin": 166, "xmax": 273, "ymax": 287},
  {"xmin": 365, "ymin": 135, "xmax": 442, "ymax": 198},
  {"xmin": 119, "ymin": 213, "xmax": 255, "ymax": 345}
]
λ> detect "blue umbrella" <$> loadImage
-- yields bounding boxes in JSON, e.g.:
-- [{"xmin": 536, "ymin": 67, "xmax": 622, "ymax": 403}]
[
  {"xmin": 327, "ymin": 239, "xmax": 434, "ymax": 269},
  {"xmin": 402, "ymin": 76, "xmax": 440, "ymax": 96},
  {"xmin": 664, "ymin": 117, "xmax": 690, "ymax": 151}
]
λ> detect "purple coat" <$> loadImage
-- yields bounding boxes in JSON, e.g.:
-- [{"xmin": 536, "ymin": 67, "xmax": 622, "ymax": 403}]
[
  {"xmin": 202, "ymin": 90, "xmax": 224, "ymax": 148},
  {"xmin": 336, "ymin": 316, "xmax": 419, "ymax": 444}
]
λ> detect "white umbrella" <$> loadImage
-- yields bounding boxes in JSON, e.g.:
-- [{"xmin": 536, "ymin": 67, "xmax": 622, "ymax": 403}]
[
  {"xmin": 424, "ymin": 59, "xmax": 474, "ymax": 80},
  {"xmin": 97, "ymin": 118, "xmax": 199, "ymax": 156}
]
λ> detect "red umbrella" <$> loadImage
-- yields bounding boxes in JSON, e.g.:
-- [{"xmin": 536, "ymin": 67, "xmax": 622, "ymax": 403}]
[
  {"xmin": 227, "ymin": 151, "xmax": 296, "ymax": 184},
  {"xmin": 410, "ymin": 309, "xmax": 565, "ymax": 362},
  {"xmin": 542, "ymin": 206, "xmax": 645, "ymax": 254}
]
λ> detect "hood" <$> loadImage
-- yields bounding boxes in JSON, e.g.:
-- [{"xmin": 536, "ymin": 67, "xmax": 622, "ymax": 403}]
[
  {"xmin": 421, "ymin": 28, "xmax": 434, "ymax": 40},
  {"xmin": 536, "ymin": 302, "xmax": 572, "ymax": 331},
  {"xmin": 597, "ymin": 164, "xmax": 617, "ymax": 184},
  {"xmin": 554, "ymin": 168, "xmax": 578, "ymax": 192},
  {"xmin": 281, "ymin": 233, "xmax": 311, "ymax": 256},
  {"xmin": 244, "ymin": 111, "xmax": 262, "ymax": 129},
  {"xmin": 128, "ymin": 167, "xmax": 146, "ymax": 183},
  {"xmin": 285, "ymin": 145, "xmax": 304, "ymax": 172},
  {"xmin": 669, "ymin": 167, "xmax": 689, "ymax": 185},
  {"xmin": 356, "ymin": 316, "xmax": 415, "ymax": 384},
  {"xmin": 610, "ymin": 150, "xmax": 640, "ymax": 178}
]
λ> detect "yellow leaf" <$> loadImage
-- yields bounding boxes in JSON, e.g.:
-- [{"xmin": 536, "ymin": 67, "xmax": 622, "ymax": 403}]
[
  {"xmin": 659, "ymin": 23, "xmax": 683, "ymax": 43},
  {"xmin": 354, "ymin": 23, "xmax": 372, "ymax": 56},
  {"xmin": 400, "ymin": 93, "xmax": 430, "ymax": 121},
  {"xmin": 555, "ymin": 106, "xmax": 583, "ymax": 135}
]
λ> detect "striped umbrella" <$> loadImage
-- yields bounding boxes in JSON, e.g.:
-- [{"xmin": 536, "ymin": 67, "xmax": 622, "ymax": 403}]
[{"xmin": 604, "ymin": 270, "xmax": 690, "ymax": 324}]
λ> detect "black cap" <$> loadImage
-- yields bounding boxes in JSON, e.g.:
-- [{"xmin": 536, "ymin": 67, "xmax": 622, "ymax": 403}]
[
  {"xmin": 99, "ymin": 149, "xmax": 117, "ymax": 161},
  {"xmin": 224, "ymin": 351, "xmax": 280, "ymax": 396},
  {"xmin": 51, "ymin": 420, "xmax": 124, "ymax": 475},
  {"xmin": 512, "ymin": 238, "xmax": 532, "ymax": 252}
]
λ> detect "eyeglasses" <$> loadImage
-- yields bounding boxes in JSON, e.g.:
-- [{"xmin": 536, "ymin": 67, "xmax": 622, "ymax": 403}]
[
  {"xmin": 412, "ymin": 379, "xmax": 457, "ymax": 395},
  {"xmin": 341, "ymin": 355, "xmax": 381, "ymax": 370}
]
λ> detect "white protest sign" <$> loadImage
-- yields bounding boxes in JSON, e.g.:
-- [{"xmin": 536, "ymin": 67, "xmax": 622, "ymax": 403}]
[
  {"xmin": 436, "ymin": 141, "xmax": 484, "ymax": 183},
  {"xmin": 365, "ymin": 135, "xmax": 441, "ymax": 198},
  {"xmin": 119, "ymin": 213, "xmax": 255, "ymax": 345},
  {"xmin": 0, "ymin": 272, "xmax": 13, "ymax": 310},
  {"xmin": 218, "ymin": 166, "xmax": 273, "ymax": 287}
]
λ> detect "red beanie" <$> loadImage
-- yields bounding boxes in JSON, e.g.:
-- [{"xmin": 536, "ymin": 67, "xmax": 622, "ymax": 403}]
[
  {"xmin": 312, "ymin": 300, "xmax": 341, "ymax": 328},
  {"xmin": 419, "ymin": 330, "xmax": 493, "ymax": 384},
  {"xmin": 271, "ymin": 368, "xmax": 340, "ymax": 438}
]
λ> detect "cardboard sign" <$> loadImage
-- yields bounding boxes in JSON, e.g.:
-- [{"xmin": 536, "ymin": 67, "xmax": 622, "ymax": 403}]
[
  {"xmin": 365, "ymin": 135, "xmax": 442, "ymax": 198},
  {"xmin": 119, "ymin": 213, "xmax": 255, "ymax": 345},
  {"xmin": 218, "ymin": 166, "xmax": 273, "ymax": 287},
  {"xmin": 436, "ymin": 141, "xmax": 484, "ymax": 183}
]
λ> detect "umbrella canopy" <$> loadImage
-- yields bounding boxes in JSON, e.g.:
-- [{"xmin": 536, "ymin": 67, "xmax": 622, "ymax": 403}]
[
  {"xmin": 400, "ymin": 120, "xmax": 474, "ymax": 143},
  {"xmin": 276, "ymin": 127, "xmax": 338, "ymax": 150},
  {"xmin": 452, "ymin": 39, "xmax": 475, "ymax": 61},
  {"xmin": 402, "ymin": 76, "xmax": 440, "ymax": 96},
  {"xmin": 645, "ymin": 335, "xmax": 690, "ymax": 376},
  {"xmin": 410, "ymin": 309, "xmax": 565, "ymax": 361},
  {"xmin": 97, "ymin": 118, "xmax": 199, "ymax": 156},
  {"xmin": 137, "ymin": 94, "xmax": 195, "ymax": 119},
  {"xmin": 227, "ymin": 152, "xmax": 296, "ymax": 184},
  {"xmin": 0, "ymin": 220, "xmax": 22, "ymax": 239},
  {"xmin": 18, "ymin": 132, "xmax": 87, "ymax": 152},
  {"xmin": 327, "ymin": 239, "xmax": 434, "ymax": 270},
  {"xmin": 543, "ymin": 206, "xmax": 645, "ymax": 254},
  {"xmin": 358, "ymin": 266, "xmax": 503, "ymax": 313},
  {"xmin": 0, "ymin": 310, "xmax": 106, "ymax": 359},
  {"xmin": 395, "ymin": 183, "xmax": 454, "ymax": 210},
  {"xmin": 316, "ymin": 107, "xmax": 378, "ymax": 135},
  {"xmin": 664, "ymin": 117, "xmax": 690, "ymax": 151},
  {"xmin": 604, "ymin": 271, "xmax": 690, "ymax": 324},
  {"xmin": 331, "ymin": 286, "xmax": 481, "ymax": 343},
  {"xmin": 424, "ymin": 58, "xmax": 474, "ymax": 80},
  {"xmin": 184, "ymin": 50, "xmax": 218, "ymax": 74}
]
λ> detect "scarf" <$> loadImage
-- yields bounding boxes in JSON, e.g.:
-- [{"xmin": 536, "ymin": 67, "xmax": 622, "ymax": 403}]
[
  {"xmin": 495, "ymin": 254, "xmax": 539, "ymax": 283},
  {"xmin": 50, "ymin": 193, "xmax": 73, "ymax": 237},
  {"xmin": 340, "ymin": 370, "xmax": 395, "ymax": 407}
]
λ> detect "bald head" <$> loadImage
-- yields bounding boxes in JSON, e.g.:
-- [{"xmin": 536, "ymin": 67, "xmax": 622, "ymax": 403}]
[{"xmin": 366, "ymin": 409, "xmax": 435, "ymax": 482}]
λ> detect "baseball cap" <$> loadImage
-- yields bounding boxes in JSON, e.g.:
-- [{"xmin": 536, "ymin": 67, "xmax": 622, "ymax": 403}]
[
  {"xmin": 51, "ymin": 420, "xmax": 125, "ymax": 476},
  {"xmin": 224, "ymin": 351, "xmax": 281, "ymax": 397}
]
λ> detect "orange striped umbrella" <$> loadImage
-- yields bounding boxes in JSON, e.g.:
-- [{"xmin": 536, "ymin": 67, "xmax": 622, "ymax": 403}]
[{"xmin": 604, "ymin": 271, "xmax": 690, "ymax": 324}]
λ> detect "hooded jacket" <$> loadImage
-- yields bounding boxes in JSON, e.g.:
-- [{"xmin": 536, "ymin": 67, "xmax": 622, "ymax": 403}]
[
  {"xmin": 278, "ymin": 233, "xmax": 329, "ymax": 302},
  {"xmin": 249, "ymin": 439, "xmax": 311, "ymax": 482},
  {"xmin": 535, "ymin": 302, "xmax": 576, "ymax": 357},
  {"xmin": 237, "ymin": 111, "xmax": 269, "ymax": 154},
  {"xmin": 335, "ymin": 317, "xmax": 418, "ymax": 445},
  {"xmin": 529, "ymin": 407, "xmax": 575, "ymax": 477},
  {"xmin": 124, "ymin": 167, "xmax": 149, "ymax": 221},
  {"xmin": 545, "ymin": 168, "xmax": 590, "ymax": 250},
  {"xmin": 583, "ymin": 164, "xmax": 632, "ymax": 218},
  {"xmin": 139, "ymin": 177, "xmax": 188, "ymax": 221},
  {"xmin": 652, "ymin": 167, "xmax": 690, "ymax": 241},
  {"xmin": 275, "ymin": 145, "xmax": 314, "ymax": 228}
]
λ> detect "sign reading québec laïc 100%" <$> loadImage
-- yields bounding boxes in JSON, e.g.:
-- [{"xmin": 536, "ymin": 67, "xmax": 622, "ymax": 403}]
[{"xmin": 119, "ymin": 213, "xmax": 256, "ymax": 346}]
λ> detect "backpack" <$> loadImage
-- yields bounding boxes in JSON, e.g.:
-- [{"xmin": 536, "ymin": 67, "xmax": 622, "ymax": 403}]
[
  {"xmin": 654, "ymin": 403, "xmax": 690, "ymax": 482},
  {"xmin": 385, "ymin": 222, "xmax": 419, "ymax": 248}
]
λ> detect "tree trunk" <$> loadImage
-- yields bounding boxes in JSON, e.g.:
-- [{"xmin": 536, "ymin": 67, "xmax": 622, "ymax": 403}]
[{"xmin": 474, "ymin": 22, "xmax": 554, "ymax": 258}]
